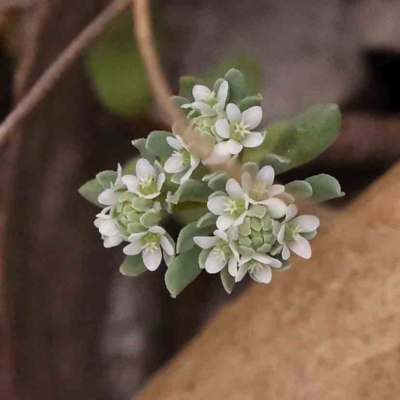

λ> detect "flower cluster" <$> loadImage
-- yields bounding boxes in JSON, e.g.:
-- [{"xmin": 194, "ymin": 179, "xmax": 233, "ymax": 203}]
[{"xmin": 80, "ymin": 68, "xmax": 344, "ymax": 296}]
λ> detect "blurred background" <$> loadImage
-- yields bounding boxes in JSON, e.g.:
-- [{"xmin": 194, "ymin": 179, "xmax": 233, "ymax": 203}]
[{"xmin": 0, "ymin": 0, "xmax": 399, "ymax": 399}]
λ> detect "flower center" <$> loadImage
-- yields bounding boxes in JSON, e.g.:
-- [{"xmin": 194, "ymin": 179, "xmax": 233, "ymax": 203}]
[
  {"xmin": 225, "ymin": 198, "xmax": 246, "ymax": 217},
  {"xmin": 142, "ymin": 232, "xmax": 160, "ymax": 251},
  {"xmin": 231, "ymin": 121, "xmax": 250, "ymax": 142},
  {"xmin": 139, "ymin": 176, "xmax": 157, "ymax": 195},
  {"xmin": 215, "ymin": 239, "xmax": 232, "ymax": 257},
  {"xmin": 248, "ymin": 261, "xmax": 263, "ymax": 272},
  {"xmin": 181, "ymin": 150, "xmax": 191, "ymax": 167},
  {"xmin": 284, "ymin": 222, "xmax": 299, "ymax": 242}
]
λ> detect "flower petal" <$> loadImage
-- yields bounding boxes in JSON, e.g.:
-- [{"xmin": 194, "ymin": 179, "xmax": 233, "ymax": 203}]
[
  {"xmin": 226, "ymin": 103, "xmax": 241, "ymax": 123},
  {"xmin": 226, "ymin": 178, "xmax": 245, "ymax": 199},
  {"xmin": 294, "ymin": 215, "xmax": 320, "ymax": 233},
  {"xmin": 149, "ymin": 226, "xmax": 166, "ymax": 235},
  {"xmin": 214, "ymin": 230, "xmax": 228, "ymax": 241},
  {"xmin": 191, "ymin": 102, "xmax": 214, "ymax": 116},
  {"xmin": 164, "ymin": 153, "xmax": 186, "ymax": 173},
  {"xmin": 215, "ymin": 119, "xmax": 231, "ymax": 139},
  {"xmin": 193, "ymin": 236, "xmax": 219, "ymax": 249},
  {"xmin": 99, "ymin": 219, "xmax": 119, "ymax": 236},
  {"xmin": 143, "ymin": 248, "xmax": 162, "ymax": 271},
  {"xmin": 216, "ymin": 80, "xmax": 229, "ymax": 106},
  {"xmin": 271, "ymin": 184, "xmax": 285, "ymax": 196},
  {"xmin": 98, "ymin": 189, "xmax": 118, "ymax": 206},
  {"xmin": 241, "ymin": 171, "xmax": 253, "ymax": 194},
  {"xmin": 241, "ymin": 132, "xmax": 263, "ymax": 148},
  {"xmin": 282, "ymin": 245, "xmax": 290, "ymax": 260},
  {"xmin": 228, "ymin": 256, "xmax": 238, "ymax": 277},
  {"xmin": 287, "ymin": 236, "xmax": 312, "ymax": 259},
  {"xmin": 156, "ymin": 173, "xmax": 165, "ymax": 192},
  {"xmin": 285, "ymin": 204, "xmax": 298, "ymax": 222},
  {"xmin": 242, "ymin": 106, "xmax": 262, "ymax": 129},
  {"xmin": 225, "ymin": 139, "xmax": 243, "ymax": 155},
  {"xmin": 263, "ymin": 198, "xmax": 288, "ymax": 219},
  {"xmin": 136, "ymin": 158, "xmax": 155, "ymax": 180},
  {"xmin": 250, "ymin": 265, "xmax": 272, "ymax": 284},
  {"xmin": 193, "ymin": 85, "xmax": 212, "ymax": 101},
  {"xmin": 205, "ymin": 250, "xmax": 226, "ymax": 274},
  {"xmin": 235, "ymin": 263, "xmax": 248, "ymax": 282},
  {"xmin": 160, "ymin": 236, "xmax": 174, "ymax": 256},
  {"xmin": 207, "ymin": 196, "xmax": 228, "ymax": 215},
  {"xmin": 255, "ymin": 165, "xmax": 274, "ymax": 189},
  {"xmin": 122, "ymin": 175, "xmax": 139, "ymax": 192},
  {"xmin": 104, "ymin": 235, "xmax": 123, "ymax": 248},
  {"xmin": 123, "ymin": 241, "xmax": 143, "ymax": 255},
  {"xmin": 216, "ymin": 214, "xmax": 235, "ymax": 230},
  {"xmin": 233, "ymin": 211, "xmax": 247, "ymax": 227},
  {"xmin": 166, "ymin": 136, "xmax": 183, "ymax": 151}
]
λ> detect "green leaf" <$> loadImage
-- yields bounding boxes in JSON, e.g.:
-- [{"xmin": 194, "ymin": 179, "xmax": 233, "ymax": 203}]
[
  {"xmin": 285, "ymin": 180, "xmax": 313, "ymax": 200},
  {"xmin": 196, "ymin": 212, "xmax": 217, "ymax": 228},
  {"xmin": 123, "ymin": 156, "xmax": 139, "ymax": 174},
  {"xmin": 140, "ymin": 210, "xmax": 161, "ymax": 228},
  {"xmin": 146, "ymin": 131, "xmax": 173, "ymax": 157},
  {"xmin": 132, "ymin": 138, "xmax": 156, "ymax": 162},
  {"xmin": 259, "ymin": 154, "xmax": 291, "ymax": 175},
  {"xmin": 305, "ymin": 174, "xmax": 345, "ymax": 202},
  {"xmin": 165, "ymin": 247, "xmax": 202, "ymax": 298},
  {"xmin": 220, "ymin": 268, "xmax": 235, "ymax": 294},
  {"xmin": 179, "ymin": 76, "xmax": 205, "ymax": 100},
  {"xmin": 168, "ymin": 179, "xmax": 211, "ymax": 206},
  {"xmin": 78, "ymin": 179, "xmax": 104, "ymax": 207},
  {"xmin": 224, "ymin": 68, "xmax": 246, "ymax": 103},
  {"xmin": 120, "ymin": 255, "xmax": 147, "ymax": 277},
  {"xmin": 85, "ymin": 11, "xmax": 151, "ymax": 119},
  {"xmin": 177, "ymin": 222, "xmax": 214, "ymax": 253},
  {"xmin": 96, "ymin": 170, "xmax": 117, "ymax": 189},
  {"xmin": 206, "ymin": 55, "xmax": 263, "ymax": 95},
  {"xmin": 238, "ymin": 94, "xmax": 263, "ymax": 112},
  {"xmin": 243, "ymin": 104, "xmax": 341, "ymax": 173},
  {"xmin": 207, "ymin": 173, "xmax": 227, "ymax": 192}
]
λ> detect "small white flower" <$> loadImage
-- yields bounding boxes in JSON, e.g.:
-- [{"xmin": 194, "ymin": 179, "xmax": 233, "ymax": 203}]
[
  {"xmin": 181, "ymin": 81, "xmax": 229, "ymax": 117},
  {"xmin": 94, "ymin": 207, "xmax": 125, "ymax": 248},
  {"xmin": 123, "ymin": 226, "xmax": 175, "ymax": 271},
  {"xmin": 122, "ymin": 158, "xmax": 165, "ymax": 200},
  {"xmin": 194, "ymin": 229, "xmax": 239, "ymax": 276},
  {"xmin": 207, "ymin": 178, "xmax": 249, "ymax": 230},
  {"xmin": 235, "ymin": 253, "xmax": 282, "ymax": 284},
  {"xmin": 164, "ymin": 135, "xmax": 200, "ymax": 184},
  {"xmin": 277, "ymin": 204, "xmax": 320, "ymax": 260},
  {"xmin": 98, "ymin": 164, "xmax": 123, "ymax": 206},
  {"xmin": 241, "ymin": 165, "xmax": 287, "ymax": 218},
  {"xmin": 214, "ymin": 104, "xmax": 264, "ymax": 156}
]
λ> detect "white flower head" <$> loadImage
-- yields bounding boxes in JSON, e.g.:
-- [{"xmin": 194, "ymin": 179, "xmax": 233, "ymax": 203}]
[
  {"xmin": 123, "ymin": 226, "xmax": 175, "ymax": 271},
  {"xmin": 94, "ymin": 206, "xmax": 125, "ymax": 248},
  {"xmin": 277, "ymin": 204, "xmax": 320, "ymax": 260},
  {"xmin": 207, "ymin": 178, "xmax": 249, "ymax": 230},
  {"xmin": 214, "ymin": 104, "xmax": 264, "ymax": 156},
  {"xmin": 122, "ymin": 158, "xmax": 165, "ymax": 200},
  {"xmin": 241, "ymin": 165, "xmax": 287, "ymax": 218},
  {"xmin": 235, "ymin": 253, "xmax": 282, "ymax": 284},
  {"xmin": 98, "ymin": 164, "xmax": 123, "ymax": 206},
  {"xmin": 164, "ymin": 135, "xmax": 200, "ymax": 184},
  {"xmin": 194, "ymin": 228, "xmax": 239, "ymax": 276},
  {"xmin": 181, "ymin": 80, "xmax": 229, "ymax": 117}
]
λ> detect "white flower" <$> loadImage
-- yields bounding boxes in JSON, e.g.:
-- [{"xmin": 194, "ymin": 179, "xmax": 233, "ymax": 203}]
[
  {"xmin": 123, "ymin": 226, "xmax": 175, "ymax": 271},
  {"xmin": 241, "ymin": 165, "xmax": 287, "ymax": 218},
  {"xmin": 122, "ymin": 158, "xmax": 165, "ymax": 200},
  {"xmin": 235, "ymin": 253, "xmax": 282, "ymax": 284},
  {"xmin": 207, "ymin": 178, "xmax": 249, "ymax": 230},
  {"xmin": 194, "ymin": 229, "xmax": 239, "ymax": 276},
  {"xmin": 277, "ymin": 204, "xmax": 320, "ymax": 260},
  {"xmin": 164, "ymin": 135, "xmax": 200, "ymax": 184},
  {"xmin": 94, "ymin": 207, "xmax": 125, "ymax": 248},
  {"xmin": 98, "ymin": 164, "xmax": 123, "ymax": 206},
  {"xmin": 214, "ymin": 104, "xmax": 264, "ymax": 156},
  {"xmin": 181, "ymin": 81, "xmax": 229, "ymax": 117}
]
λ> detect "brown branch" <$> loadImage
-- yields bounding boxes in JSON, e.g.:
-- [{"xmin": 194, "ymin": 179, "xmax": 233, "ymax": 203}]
[
  {"xmin": 0, "ymin": 0, "xmax": 131, "ymax": 147},
  {"xmin": 132, "ymin": 0, "xmax": 242, "ymax": 180}
]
